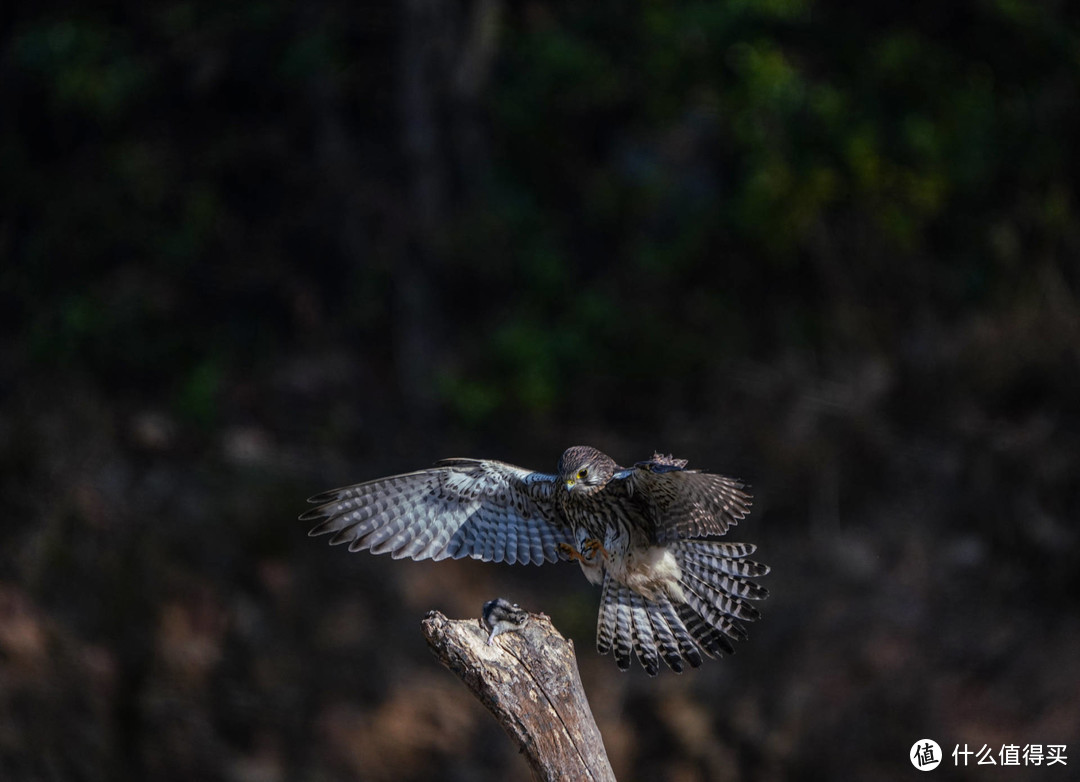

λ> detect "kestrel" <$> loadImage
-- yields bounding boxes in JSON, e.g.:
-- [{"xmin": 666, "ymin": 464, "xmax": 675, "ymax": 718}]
[{"xmin": 302, "ymin": 446, "xmax": 768, "ymax": 674}]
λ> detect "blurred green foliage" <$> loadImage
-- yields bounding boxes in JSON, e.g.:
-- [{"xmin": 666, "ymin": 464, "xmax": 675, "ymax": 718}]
[
  {"xmin": 3, "ymin": 1, "xmax": 1078, "ymax": 424},
  {"xmin": 446, "ymin": 1, "xmax": 1077, "ymax": 416}
]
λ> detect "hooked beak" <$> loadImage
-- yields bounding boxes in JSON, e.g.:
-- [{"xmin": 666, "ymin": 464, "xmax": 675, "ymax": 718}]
[{"xmin": 564, "ymin": 478, "xmax": 575, "ymax": 492}]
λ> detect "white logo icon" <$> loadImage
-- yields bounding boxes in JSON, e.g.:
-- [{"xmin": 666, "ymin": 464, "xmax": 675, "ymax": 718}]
[{"xmin": 911, "ymin": 739, "xmax": 942, "ymax": 770}]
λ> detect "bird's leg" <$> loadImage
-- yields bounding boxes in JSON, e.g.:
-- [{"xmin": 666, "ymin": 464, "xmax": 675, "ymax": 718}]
[
  {"xmin": 559, "ymin": 540, "xmax": 609, "ymax": 564},
  {"xmin": 581, "ymin": 538, "xmax": 609, "ymax": 562},
  {"xmin": 557, "ymin": 542, "xmax": 587, "ymax": 564}
]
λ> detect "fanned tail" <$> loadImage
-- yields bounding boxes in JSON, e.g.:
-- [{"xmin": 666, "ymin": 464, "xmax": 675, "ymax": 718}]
[
  {"xmin": 673, "ymin": 539, "xmax": 769, "ymax": 656},
  {"xmin": 595, "ymin": 540, "xmax": 769, "ymax": 675},
  {"xmin": 598, "ymin": 575, "xmax": 700, "ymax": 674}
]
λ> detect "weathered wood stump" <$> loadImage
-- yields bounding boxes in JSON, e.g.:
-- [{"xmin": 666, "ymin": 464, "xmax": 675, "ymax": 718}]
[{"xmin": 421, "ymin": 609, "xmax": 616, "ymax": 782}]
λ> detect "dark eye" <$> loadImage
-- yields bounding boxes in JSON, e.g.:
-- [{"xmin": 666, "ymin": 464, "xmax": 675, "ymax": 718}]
[{"xmin": 577, "ymin": 468, "xmax": 588, "ymax": 480}]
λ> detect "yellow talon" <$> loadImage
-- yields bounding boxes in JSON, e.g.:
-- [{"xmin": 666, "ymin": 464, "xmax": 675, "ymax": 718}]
[
  {"xmin": 581, "ymin": 538, "xmax": 609, "ymax": 562},
  {"xmin": 557, "ymin": 542, "xmax": 586, "ymax": 564},
  {"xmin": 559, "ymin": 539, "xmax": 609, "ymax": 564}
]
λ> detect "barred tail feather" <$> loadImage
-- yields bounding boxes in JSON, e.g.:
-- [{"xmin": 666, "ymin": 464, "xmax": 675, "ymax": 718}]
[
  {"xmin": 657, "ymin": 599, "xmax": 702, "ymax": 670},
  {"xmin": 673, "ymin": 539, "xmax": 769, "ymax": 653},
  {"xmin": 612, "ymin": 590, "xmax": 634, "ymax": 671},
  {"xmin": 596, "ymin": 576, "xmax": 618, "ymax": 657},
  {"xmin": 628, "ymin": 591, "xmax": 660, "ymax": 676},
  {"xmin": 648, "ymin": 600, "xmax": 690, "ymax": 673},
  {"xmin": 676, "ymin": 603, "xmax": 735, "ymax": 658},
  {"xmin": 597, "ymin": 574, "xmax": 704, "ymax": 675},
  {"xmin": 682, "ymin": 570, "xmax": 761, "ymax": 624},
  {"xmin": 601, "ymin": 577, "xmax": 637, "ymax": 671},
  {"xmin": 595, "ymin": 541, "xmax": 768, "ymax": 674},
  {"xmin": 680, "ymin": 540, "xmax": 771, "ymax": 579}
]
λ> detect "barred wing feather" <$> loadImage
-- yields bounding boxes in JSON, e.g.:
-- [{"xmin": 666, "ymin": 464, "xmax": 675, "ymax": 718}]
[
  {"xmin": 627, "ymin": 465, "xmax": 752, "ymax": 542},
  {"xmin": 302, "ymin": 459, "xmax": 571, "ymax": 565}
]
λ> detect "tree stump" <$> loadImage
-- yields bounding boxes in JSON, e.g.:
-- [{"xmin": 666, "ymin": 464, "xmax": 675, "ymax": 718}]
[{"xmin": 421, "ymin": 609, "xmax": 617, "ymax": 782}]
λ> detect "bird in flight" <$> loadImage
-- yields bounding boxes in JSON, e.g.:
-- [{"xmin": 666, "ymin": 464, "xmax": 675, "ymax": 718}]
[{"xmin": 301, "ymin": 446, "xmax": 768, "ymax": 674}]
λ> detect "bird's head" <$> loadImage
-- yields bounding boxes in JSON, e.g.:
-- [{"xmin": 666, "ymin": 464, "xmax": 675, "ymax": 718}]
[{"xmin": 557, "ymin": 446, "xmax": 617, "ymax": 496}]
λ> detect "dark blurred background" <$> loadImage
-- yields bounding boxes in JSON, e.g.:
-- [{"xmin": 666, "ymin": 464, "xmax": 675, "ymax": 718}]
[{"xmin": 2, "ymin": 1, "xmax": 1079, "ymax": 780}]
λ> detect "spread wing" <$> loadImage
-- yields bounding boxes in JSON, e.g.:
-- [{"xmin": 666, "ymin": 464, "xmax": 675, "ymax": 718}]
[
  {"xmin": 301, "ymin": 459, "xmax": 571, "ymax": 565},
  {"xmin": 622, "ymin": 454, "xmax": 752, "ymax": 542}
]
